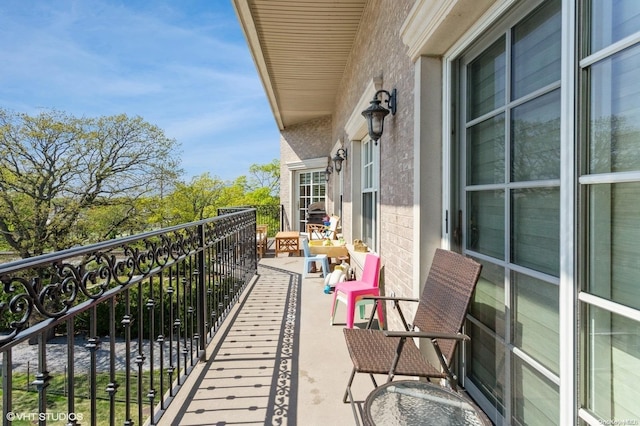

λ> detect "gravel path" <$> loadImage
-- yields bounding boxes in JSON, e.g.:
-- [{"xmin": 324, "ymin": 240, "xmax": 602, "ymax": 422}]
[{"xmin": 3, "ymin": 336, "xmax": 179, "ymax": 373}]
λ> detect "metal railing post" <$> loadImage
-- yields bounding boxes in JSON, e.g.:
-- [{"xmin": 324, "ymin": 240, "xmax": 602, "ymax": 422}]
[
  {"xmin": 2, "ymin": 351, "xmax": 11, "ymax": 426},
  {"xmin": 197, "ymin": 223, "xmax": 206, "ymax": 355}
]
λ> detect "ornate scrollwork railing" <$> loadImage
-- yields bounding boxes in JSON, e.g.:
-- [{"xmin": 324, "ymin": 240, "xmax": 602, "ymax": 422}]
[{"xmin": 0, "ymin": 208, "xmax": 258, "ymax": 425}]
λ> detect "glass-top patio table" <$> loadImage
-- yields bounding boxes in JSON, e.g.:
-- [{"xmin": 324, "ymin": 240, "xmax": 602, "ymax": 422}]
[{"xmin": 363, "ymin": 380, "xmax": 491, "ymax": 426}]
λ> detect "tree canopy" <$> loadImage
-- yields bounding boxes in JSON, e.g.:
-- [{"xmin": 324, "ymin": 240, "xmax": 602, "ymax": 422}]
[
  {"xmin": 165, "ymin": 173, "xmax": 228, "ymax": 224},
  {"xmin": 0, "ymin": 109, "xmax": 181, "ymax": 258},
  {"xmin": 246, "ymin": 159, "xmax": 280, "ymax": 198},
  {"xmin": 0, "ymin": 108, "xmax": 281, "ymax": 260}
]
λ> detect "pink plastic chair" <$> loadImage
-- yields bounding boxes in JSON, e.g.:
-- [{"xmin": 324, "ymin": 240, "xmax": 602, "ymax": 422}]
[{"xmin": 330, "ymin": 253, "xmax": 384, "ymax": 329}]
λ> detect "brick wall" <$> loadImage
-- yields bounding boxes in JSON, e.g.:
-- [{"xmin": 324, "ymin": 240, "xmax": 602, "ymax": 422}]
[
  {"xmin": 331, "ymin": 0, "xmax": 417, "ymax": 325},
  {"xmin": 280, "ymin": 115, "xmax": 332, "ymax": 230},
  {"xmin": 277, "ymin": 0, "xmax": 423, "ymax": 328}
]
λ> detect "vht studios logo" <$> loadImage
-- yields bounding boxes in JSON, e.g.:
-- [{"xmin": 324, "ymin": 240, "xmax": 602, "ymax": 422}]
[{"xmin": 6, "ymin": 412, "xmax": 84, "ymax": 422}]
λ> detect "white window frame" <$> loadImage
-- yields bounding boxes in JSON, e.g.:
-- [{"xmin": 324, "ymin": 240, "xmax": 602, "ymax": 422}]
[
  {"xmin": 576, "ymin": 4, "xmax": 640, "ymax": 423},
  {"xmin": 440, "ymin": 1, "xmax": 577, "ymax": 424},
  {"xmin": 361, "ymin": 137, "xmax": 379, "ymax": 251},
  {"xmin": 286, "ymin": 157, "xmax": 330, "ymax": 232}
]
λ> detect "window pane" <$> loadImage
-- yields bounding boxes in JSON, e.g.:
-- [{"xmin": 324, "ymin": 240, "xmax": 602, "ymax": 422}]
[
  {"xmin": 582, "ymin": 305, "xmax": 640, "ymax": 421},
  {"xmin": 467, "ymin": 190, "xmax": 505, "ymax": 259},
  {"xmin": 467, "ymin": 322, "xmax": 506, "ymax": 415},
  {"xmin": 511, "ymin": 187, "xmax": 560, "ymax": 276},
  {"xmin": 361, "ymin": 140, "xmax": 378, "ymax": 250},
  {"xmin": 470, "ymin": 260, "xmax": 506, "ymax": 337},
  {"xmin": 312, "ymin": 185, "xmax": 322, "ymax": 197},
  {"xmin": 512, "ymin": 272, "xmax": 559, "ymax": 374},
  {"xmin": 588, "ymin": 182, "xmax": 640, "ymax": 310},
  {"xmin": 512, "ymin": 355, "xmax": 560, "ymax": 425},
  {"xmin": 512, "ymin": 0, "xmax": 561, "ymax": 99},
  {"xmin": 467, "ymin": 37, "xmax": 506, "ymax": 120},
  {"xmin": 362, "ymin": 192, "xmax": 376, "ymax": 248},
  {"xmin": 363, "ymin": 140, "xmax": 375, "ymax": 189},
  {"xmin": 511, "ymin": 90, "xmax": 561, "ymax": 181},
  {"xmin": 589, "ymin": 45, "xmax": 640, "ymax": 173},
  {"xmin": 467, "ymin": 114, "xmax": 505, "ymax": 185},
  {"xmin": 589, "ymin": 0, "xmax": 640, "ymax": 54}
]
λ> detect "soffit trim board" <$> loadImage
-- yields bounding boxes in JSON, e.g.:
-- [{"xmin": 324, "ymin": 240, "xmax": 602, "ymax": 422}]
[
  {"xmin": 401, "ymin": 0, "xmax": 502, "ymax": 60},
  {"xmin": 234, "ymin": 0, "xmax": 368, "ymax": 129},
  {"xmin": 286, "ymin": 157, "xmax": 329, "ymax": 171},
  {"xmin": 232, "ymin": 0, "xmax": 285, "ymax": 130}
]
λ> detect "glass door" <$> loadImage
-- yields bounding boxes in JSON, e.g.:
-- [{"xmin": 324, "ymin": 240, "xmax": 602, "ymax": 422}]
[
  {"xmin": 579, "ymin": 0, "xmax": 640, "ymax": 422},
  {"xmin": 458, "ymin": 1, "xmax": 562, "ymax": 424},
  {"xmin": 297, "ymin": 170, "xmax": 326, "ymax": 232}
]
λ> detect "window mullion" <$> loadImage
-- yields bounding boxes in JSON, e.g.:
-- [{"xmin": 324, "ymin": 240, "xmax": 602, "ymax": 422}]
[{"xmin": 559, "ymin": 1, "xmax": 577, "ymax": 425}]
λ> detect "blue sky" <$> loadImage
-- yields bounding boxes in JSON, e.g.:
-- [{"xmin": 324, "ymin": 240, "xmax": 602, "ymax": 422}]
[{"xmin": 0, "ymin": 0, "xmax": 280, "ymax": 181}]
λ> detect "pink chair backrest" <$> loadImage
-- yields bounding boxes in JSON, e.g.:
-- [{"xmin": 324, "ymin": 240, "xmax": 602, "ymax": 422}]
[{"xmin": 359, "ymin": 254, "xmax": 380, "ymax": 287}]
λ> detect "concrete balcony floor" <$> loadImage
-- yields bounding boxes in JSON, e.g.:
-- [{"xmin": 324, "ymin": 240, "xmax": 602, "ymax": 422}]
[{"xmin": 159, "ymin": 255, "xmax": 376, "ymax": 426}]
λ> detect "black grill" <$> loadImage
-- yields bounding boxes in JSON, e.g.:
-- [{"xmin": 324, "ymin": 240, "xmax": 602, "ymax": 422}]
[{"xmin": 306, "ymin": 202, "xmax": 326, "ymax": 225}]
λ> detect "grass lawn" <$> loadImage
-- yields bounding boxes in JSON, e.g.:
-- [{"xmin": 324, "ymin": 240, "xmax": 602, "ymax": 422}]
[{"xmin": 1, "ymin": 370, "xmax": 172, "ymax": 425}]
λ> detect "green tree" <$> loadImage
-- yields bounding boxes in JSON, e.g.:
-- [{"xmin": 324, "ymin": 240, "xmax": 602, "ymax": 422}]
[
  {"xmin": 0, "ymin": 109, "xmax": 181, "ymax": 258},
  {"xmin": 222, "ymin": 176, "xmax": 250, "ymax": 205},
  {"xmin": 78, "ymin": 198, "xmax": 153, "ymax": 240},
  {"xmin": 246, "ymin": 159, "xmax": 280, "ymax": 198},
  {"xmin": 166, "ymin": 173, "xmax": 227, "ymax": 224}
]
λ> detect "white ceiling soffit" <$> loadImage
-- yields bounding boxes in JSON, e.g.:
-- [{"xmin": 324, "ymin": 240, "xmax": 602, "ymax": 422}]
[{"xmin": 233, "ymin": 0, "xmax": 368, "ymax": 130}]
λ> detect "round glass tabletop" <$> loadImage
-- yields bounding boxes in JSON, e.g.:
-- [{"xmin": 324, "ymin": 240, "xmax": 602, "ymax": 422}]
[{"xmin": 363, "ymin": 380, "xmax": 490, "ymax": 426}]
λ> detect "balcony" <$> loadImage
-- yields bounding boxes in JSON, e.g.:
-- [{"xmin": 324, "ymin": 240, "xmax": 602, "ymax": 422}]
[
  {"xmin": 157, "ymin": 255, "xmax": 373, "ymax": 425},
  {"xmin": 0, "ymin": 207, "xmax": 374, "ymax": 425}
]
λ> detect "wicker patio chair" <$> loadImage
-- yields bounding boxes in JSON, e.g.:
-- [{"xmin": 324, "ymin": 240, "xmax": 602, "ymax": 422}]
[{"xmin": 341, "ymin": 248, "xmax": 482, "ymax": 417}]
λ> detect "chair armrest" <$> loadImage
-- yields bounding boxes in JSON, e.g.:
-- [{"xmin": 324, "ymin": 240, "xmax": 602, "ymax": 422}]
[
  {"xmin": 361, "ymin": 295, "xmax": 419, "ymax": 303},
  {"xmin": 361, "ymin": 296, "xmax": 419, "ymax": 331},
  {"xmin": 383, "ymin": 330, "xmax": 470, "ymax": 341}
]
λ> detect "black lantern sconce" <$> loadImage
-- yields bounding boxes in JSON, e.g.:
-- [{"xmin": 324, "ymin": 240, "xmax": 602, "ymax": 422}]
[
  {"xmin": 361, "ymin": 88, "xmax": 397, "ymax": 144},
  {"xmin": 332, "ymin": 147, "xmax": 348, "ymax": 173},
  {"xmin": 325, "ymin": 165, "xmax": 333, "ymax": 182}
]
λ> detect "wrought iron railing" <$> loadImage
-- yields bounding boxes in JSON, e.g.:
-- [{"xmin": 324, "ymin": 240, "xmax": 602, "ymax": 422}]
[
  {"xmin": 218, "ymin": 204, "xmax": 288, "ymax": 236},
  {"xmin": 0, "ymin": 209, "xmax": 258, "ymax": 425}
]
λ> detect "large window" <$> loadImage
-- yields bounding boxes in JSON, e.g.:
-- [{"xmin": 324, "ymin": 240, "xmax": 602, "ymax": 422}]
[
  {"xmin": 579, "ymin": 0, "xmax": 640, "ymax": 422},
  {"xmin": 447, "ymin": 0, "xmax": 640, "ymax": 424},
  {"xmin": 361, "ymin": 139, "xmax": 378, "ymax": 250},
  {"xmin": 459, "ymin": 1, "xmax": 562, "ymax": 424}
]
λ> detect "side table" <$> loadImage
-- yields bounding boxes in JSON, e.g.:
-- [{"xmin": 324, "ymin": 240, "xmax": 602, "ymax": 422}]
[
  {"xmin": 363, "ymin": 380, "xmax": 491, "ymax": 426},
  {"xmin": 274, "ymin": 231, "xmax": 300, "ymax": 256}
]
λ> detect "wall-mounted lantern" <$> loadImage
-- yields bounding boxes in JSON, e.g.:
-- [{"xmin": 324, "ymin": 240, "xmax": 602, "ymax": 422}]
[
  {"xmin": 332, "ymin": 148, "xmax": 347, "ymax": 173},
  {"xmin": 325, "ymin": 165, "xmax": 333, "ymax": 182},
  {"xmin": 361, "ymin": 88, "xmax": 397, "ymax": 144}
]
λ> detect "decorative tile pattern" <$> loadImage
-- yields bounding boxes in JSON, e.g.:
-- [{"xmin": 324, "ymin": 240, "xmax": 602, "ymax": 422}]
[{"xmin": 173, "ymin": 264, "xmax": 301, "ymax": 425}]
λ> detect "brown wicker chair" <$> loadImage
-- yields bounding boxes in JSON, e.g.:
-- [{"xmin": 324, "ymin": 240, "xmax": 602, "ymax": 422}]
[{"xmin": 341, "ymin": 248, "xmax": 482, "ymax": 414}]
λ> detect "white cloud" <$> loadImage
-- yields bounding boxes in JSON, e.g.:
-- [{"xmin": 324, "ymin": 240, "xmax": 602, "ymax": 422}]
[{"xmin": 0, "ymin": 0, "xmax": 280, "ymax": 180}]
